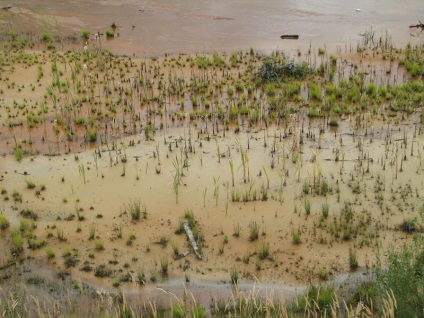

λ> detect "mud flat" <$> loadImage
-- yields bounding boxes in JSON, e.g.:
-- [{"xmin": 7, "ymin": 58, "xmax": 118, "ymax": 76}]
[{"xmin": 0, "ymin": 5, "xmax": 424, "ymax": 316}]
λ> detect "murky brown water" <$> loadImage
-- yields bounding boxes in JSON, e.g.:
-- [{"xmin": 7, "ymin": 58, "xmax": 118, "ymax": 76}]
[
  {"xmin": 10, "ymin": 0, "xmax": 424, "ymax": 56},
  {"xmin": 1, "ymin": 0, "xmax": 423, "ymax": 311}
]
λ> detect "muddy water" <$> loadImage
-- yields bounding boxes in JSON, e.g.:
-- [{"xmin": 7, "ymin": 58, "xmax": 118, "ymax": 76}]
[
  {"xmin": 16, "ymin": 0, "xmax": 424, "ymax": 56},
  {"xmin": 1, "ymin": 111, "xmax": 423, "ymax": 294},
  {"xmin": 1, "ymin": 0, "xmax": 423, "ymax": 307}
]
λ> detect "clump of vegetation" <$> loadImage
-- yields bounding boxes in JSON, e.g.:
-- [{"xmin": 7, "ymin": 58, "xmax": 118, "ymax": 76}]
[
  {"xmin": 20, "ymin": 209, "xmax": 38, "ymax": 220},
  {"xmin": 292, "ymin": 227, "xmax": 302, "ymax": 244},
  {"xmin": 94, "ymin": 240, "xmax": 104, "ymax": 251},
  {"xmin": 248, "ymin": 221, "xmax": 259, "ymax": 241},
  {"xmin": 399, "ymin": 218, "xmax": 417, "ymax": 233},
  {"xmin": 230, "ymin": 266, "xmax": 239, "ymax": 284},
  {"xmin": 258, "ymin": 242, "xmax": 270, "ymax": 260},
  {"xmin": 94, "ymin": 264, "xmax": 112, "ymax": 277},
  {"xmin": 105, "ymin": 30, "xmax": 114, "ymax": 38},
  {"xmin": 81, "ymin": 30, "xmax": 90, "ymax": 39},
  {"xmin": 0, "ymin": 215, "xmax": 10, "ymax": 229},
  {"xmin": 10, "ymin": 228, "xmax": 23, "ymax": 254},
  {"xmin": 349, "ymin": 246, "xmax": 358, "ymax": 270},
  {"xmin": 375, "ymin": 235, "xmax": 424, "ymax": 317},
  {"xmin": 125, "ymin": 200, "xmax": 146, "ymax": 222},
  {"xmin": 258, "ymin": 57, "xmax": 309, "ymax": 81},
  {"xmin": 45, "ymin": 248, "xmax": 55, "ymax": 259},
  {"xmin": 292, "ymin": 285, "xmax": 335, "ymax": 316}
]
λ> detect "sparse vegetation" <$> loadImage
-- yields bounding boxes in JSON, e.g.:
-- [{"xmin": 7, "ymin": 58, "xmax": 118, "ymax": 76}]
[{"xmin": 0, "ymin": 13, "xmax": 423, "ymax": 317}]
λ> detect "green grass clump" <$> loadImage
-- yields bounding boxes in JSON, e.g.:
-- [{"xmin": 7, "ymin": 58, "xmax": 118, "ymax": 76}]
[
  {"xmin": 308, "ymin": 82, "xmax": 322, "ymax": 100},
  {"xmin": 81, "ymin": 30, "xmax": 90, "ymax": 39},
  {"xmin": 12, "ymin": 190, "xmax": 22, "ymax": 202},
  {"xmin": 291, "ymin": 227, "xmax": 302, "ymax": 244},
  {"xmin": 25, "ymin": 180, "xmax": 36, "ymax": 189},
  {"xmin": 40, "ymin": 33, "xmax": 51, "ymax": 41},
  {"xmin": 105, "ymin": 30, "xmax": 114, "ymax": 38},
  {"xmin": 258, "ymin": 242, "xmax": 270, "ymax": 260},
  {"xmin": 349, "ymin": 246, "xmax": 358, "ymax": 270},
  {"xmin": 14, "ymin": 146, "xmax": 23, "ymax": 161},
  {"xmin": 293, "ymin": 285, "xmax": 335, "ymax": 315},
  {"xmin": 321, "ymin": 202, "xmax": 330, "ymax": 219},
  {"xmin": 248, "ymin": 221, "xmax": 259, "ymax": 241},
  {"xmin": 87, "ymin": 128, "xmax": 97, "ymax": 142},
  {"xmin": 10, "ymin": 229, "xmax": 24, "ymax": 254},
  {"xmin": 304, "ymin": 199, "xmax": 311, "ymax": 215},
  {"xmin": 317, "ymin": 268, "xmax": 329, "ymax": 280},
  {"xmin": 94, "ymin": 240, "xmax": 104, "ymax": 251},
  {"xmin": 126, "ymin": 201, "xmax": 141, "ymax": 221},
  {"xmin": 230, "ymin": 266, "xmax": 239, "ymax": 284},
  {"xmin": 45, "ymin": 248, "xmax": 55, "ymax": 259},
  {"xmin": 0, "ymin": 215, "xmax": 10, "ymax": 229}
]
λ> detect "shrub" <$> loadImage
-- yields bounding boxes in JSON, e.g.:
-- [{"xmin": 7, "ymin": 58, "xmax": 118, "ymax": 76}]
[{"xmin": 375, "ymin": 236, "xmax": 424, "ymax": 318}]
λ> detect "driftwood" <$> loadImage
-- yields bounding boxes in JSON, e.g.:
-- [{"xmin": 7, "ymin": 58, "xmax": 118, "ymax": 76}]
[
  {"xmin": 183, "ymin": 259, "xmax": 190, "ymax": 271},
  {"xmin": 409, "ymin": 21, "xmax": 424, "ymax": 29},
  {"xmin": 174, "ymin": 250, "xmax": 191, "ymax": 260},
  {"xmin": 280, "ymin": 35, "xmax": 299, "ymax": 40},
  {"xmin": 183, "ymin": 222, "xmax": 202, "ymax": 259}
]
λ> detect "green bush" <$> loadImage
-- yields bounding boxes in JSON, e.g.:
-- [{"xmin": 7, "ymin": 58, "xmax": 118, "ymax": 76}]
[{"xmin": 376, "ymin": 235, "xmax": 424, "ymax": 318}]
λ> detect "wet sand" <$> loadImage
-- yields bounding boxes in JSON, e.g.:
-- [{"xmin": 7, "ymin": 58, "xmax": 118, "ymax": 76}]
[{"xmin": 6, "ymin": 0, "xmax": 424, "ymax": 56}]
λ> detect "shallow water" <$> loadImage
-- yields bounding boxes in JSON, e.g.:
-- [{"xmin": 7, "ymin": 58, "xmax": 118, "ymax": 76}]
[
  {"xmin": 18, "ymin": 0, "xmax": 424, "ymax": 55},
  {"xmin": 1, "ymin": 0, "xmax": 423, "ymax": 308}
]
